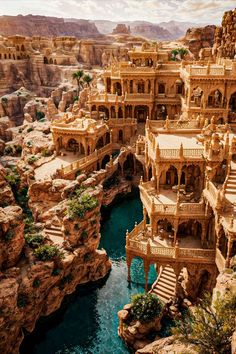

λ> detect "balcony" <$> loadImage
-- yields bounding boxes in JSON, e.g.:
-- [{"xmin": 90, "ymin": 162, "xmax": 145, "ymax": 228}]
[{"xmin": 126, "ymin": 221, "xmax": 215, "ymax": 264}]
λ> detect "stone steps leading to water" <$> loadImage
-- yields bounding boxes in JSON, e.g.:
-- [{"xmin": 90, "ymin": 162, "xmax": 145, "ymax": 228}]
[{"xmin": 150, "ymin": 266, "xmax": 176, "ymax": 303}]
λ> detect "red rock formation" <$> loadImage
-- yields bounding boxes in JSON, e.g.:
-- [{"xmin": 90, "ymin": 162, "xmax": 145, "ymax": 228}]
[
  {"xmin": 183, "ymin": 25, "xmax": 216, "ymax": 59},
  {"xmin": 0, "ymin": 15, "xmax": 100, "ymax": 38},
  {"xmin": 213, "ymin": 8, "xmax": 236, "ymax": 59}
]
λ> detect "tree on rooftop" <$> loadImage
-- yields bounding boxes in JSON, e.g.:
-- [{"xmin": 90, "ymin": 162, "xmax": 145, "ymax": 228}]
[
  {"xmin": 72, "ymin": 70, "xmax": 84, "ymax": 95},
  {"xmin": 172, "ymin": 291, "xmax": 236, "ymax": 354},
  {"xmin": 83, "ymin": 74, "xmax": 93, "ymax": 87}
]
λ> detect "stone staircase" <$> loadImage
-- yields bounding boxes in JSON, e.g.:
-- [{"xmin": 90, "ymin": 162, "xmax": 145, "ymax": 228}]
[
  {"xmin": 44, "ymin": 225, "xmax": 64, "ymax": 246},
  {"xmin": 150, "ymin": 266, "xmax": 176, "ymax": 303},
  {"xmin": 225, "ymin": 162, "xmax": 236, "ymax": 203}
]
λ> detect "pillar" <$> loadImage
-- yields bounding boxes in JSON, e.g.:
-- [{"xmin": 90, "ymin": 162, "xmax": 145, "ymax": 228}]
[
  {"xmin": 126, "ymin": 254, "xmax": 132, "ymax": 282},
  {"xmin": 143, "ymin": 207, "xmax": 147, "ymax": 229},
  {"xmin": 144, "ymin": 259, "xmax": 150, "ymax": 292},
  {"xmin": 226, "ymin": 238, "xmax": 232, "ymax": 268}
]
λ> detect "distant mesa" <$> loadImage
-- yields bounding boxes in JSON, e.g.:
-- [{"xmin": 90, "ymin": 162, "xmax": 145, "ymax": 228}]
[{"xmin": 112, "ymin": 24, "xmax": 131, "ymax": 35}]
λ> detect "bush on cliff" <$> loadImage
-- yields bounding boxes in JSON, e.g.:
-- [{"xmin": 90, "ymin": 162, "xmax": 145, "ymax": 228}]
[
  {"xmin": 130, "ymin": 293, "xmax": 163, "ymax": 323},
  {"xmin": 172, "ymin": 291, "xmax": 236, "ymax": 354},
  {"xmin": 68, "ymin": 193, "xmax": 98, "ymax": 219},
  {"xmin": 25, "ymin": 233, "xmax": 44, "ymax": 248},
  {"xmin": 34, "ymin": 244, "xmax": 63, "ymax": 261}
]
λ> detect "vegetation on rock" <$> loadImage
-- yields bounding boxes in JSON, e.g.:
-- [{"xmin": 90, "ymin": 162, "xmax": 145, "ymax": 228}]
[
  {"xmin": 25, "ymin": 233, "xmax": 44, "ymax": 248},
  {"xmin": 34, "ymin": 244, "xmax": 63, "ymax": 261},
  {"xmin": 67, "ymin": 191, "xmax": 98, "ymax": 219},
  {"xmin": 130, "ymin": 293, "xmax": 163, "ymax": 323},
  {"xmin": 172, "ymin": 291, "xmax": 236, "ymax": 354}
]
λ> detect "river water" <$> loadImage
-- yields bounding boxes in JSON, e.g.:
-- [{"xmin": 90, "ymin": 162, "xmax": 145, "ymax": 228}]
[{"xmin": 21, "ymin": 192, "xmax": 157, "ymax": 354}]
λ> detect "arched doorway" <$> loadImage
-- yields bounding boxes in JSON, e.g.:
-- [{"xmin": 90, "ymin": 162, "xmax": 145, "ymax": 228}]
[
  {"xmin": 44, "ymin": 57, "xmax": 48, "ymax": 64},
  {"xmin": 96, "ymin": 137, "xmax": 104, "ymax": 150},
  {"xmin": 67, "ymin": 138, "xmax": 79, "ymax": 152},
  {"xmin": 113, "ymin": 82, "xmax": 122, "ymax": 95},
  {"xmin": 191, "ymin": 86, "xmax": 203, "ymax": 107},
  {"xmin": 207, "ymin": 89, "xmax": 222, "ymax": 108},
  {"xmin": 98, "ymin": 106, "xmax": 109, "ymax": 119},
  {"xmin": 101, "ymin": 154, "xmax": 110, "ymax": 169},
  {"xmin": 118, "ymin": 130, "xmax": 123, "ymax": 142},
  {"xmin": 177, "ymin": 220, "xmax": 202, "ymax": 247},
  {"xmin": 134, "ymin": 105, "xmax": 148, "ymax": 122},
  {"xmin": 229, "ymin": 92, "xmax": 236, "ymax": 122}
]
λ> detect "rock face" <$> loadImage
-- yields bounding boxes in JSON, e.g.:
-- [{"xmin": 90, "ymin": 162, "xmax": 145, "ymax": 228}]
[
  {"xmin": 135, "ymin": 336, "xmax": 197, "ymax": 354},
  {"xmin": 132, "ymin": 24, "xmax": 171, "ymax": 40},
  {"xmin": 214, "ymin": 8, "xmax": 236, "ymax": 59},
  {"xmin": 0, "ymin": 15, "xmax": 100, "ymax": 38},
  {"xmin": 183, "ymin": 25, "xmax": 216, "ymax": 59},
  {"xmin": 0, "ymin": 205, "xmax": 24, "ymax": 269},
  {"xmin": 0, "ymin": 175, "xmax": 111, "ymax": 354},
  {"xmin": 112, "ymin": 24, "xmax": 131, "ymax": 35}
]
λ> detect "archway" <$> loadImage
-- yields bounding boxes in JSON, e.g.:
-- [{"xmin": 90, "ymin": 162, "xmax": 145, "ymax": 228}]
[
  {"xmin": 123, "ymin": 153, "xmax": 134, "ymax": 176},
  {"xmin": 207, "ymin": 89, "xmax": 222, "ymax": 108},
  {"xmin": 191, "ymin": 86, "xmax": 203, "ymax": 107},
  {"xmin": 156, "ymin": 105, "xmax": 167, "ymax": 120},
  {"xmin": 118, "ymin": 130, "xmax": 123, "ymax": 142},
  {"xmin": 67, "ymin": 138, "xmax": 79, "ymax": 152},
  {"xmin": 182, "ymin": 164, "xmax": 202, "ymax": 200},
  {"xmin": 16, "ymin": 45, "xmax": 20, "ymax": 51},
  {"xmin": 158, "ymin": 83, "xmax": 165, "ymax": 94},
  {"xmin": 105, "ymin": 132, "xmax": 110, "ymax": 145},
  {"xmin": 49, "ymin": 58, "xmax": 53, "ymax": 64},
  {"xmin": 157, "ymin": 219, "xmax": 174, "ymax": 240},
  {"xmin": 101, "ymin": 154, "xmax": 110, "ymax": 169},
  {"xmin": 113, "ymin": 82, "xmax": 122, "ymax": 95},
  {"xmin": 218, "ymin": 226, "xmax": 228, "ymax": 259},
  {"xmin": 137, "ymin": 80, "xmax": 145, "ymax": 93},
  {"xmin": 21, "ymin": 45, "xmax": 25, "ymax": 51},
  {"xmin": 44, "ymin": 57, "xmax": 48, "ymax": 64},
  {"xmin": 96, "ymin": 137, "xmax": 104, "ymax": 149},
  {"xmin": 177, "ymin": 220, "xmax": 202, "ymax": 247},
  {"xmin": 98, "ymin": 105, "xmax": 109, "ymax": 119},
  {"xmin": 118, "ymin": 107, "xmax": 123, "ymax": 118},
  {"xmin": 54, "ymin": 59, "xmax": 57, "ymax": 65},
  {"xmin": 129, "ymin": 256, "xmax": 157, "ymax": 288},
  {"xmin": 160, "ymin": 165, "xmax": 178, "ymax": 188},
  {"xmin": 134, "ymin": 105, "xmax": 148, "ymax": 122},
  {"xmin": 212, "ymin": 159, "xmax": 227, "ymax": 186},
  {"xmin": 229, "ymin": 92, "xmax": 236, "ymax": 122}
]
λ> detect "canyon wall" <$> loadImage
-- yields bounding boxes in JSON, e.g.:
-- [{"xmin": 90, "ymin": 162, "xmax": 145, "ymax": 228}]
[
  {"xmin": 0, "ymin": 15, "xmax": 101, "ymax": 38},
  {"xmin": 214, "ymin": 8, "xmax": 236, "ymax": 59},
  {"xmin": 183, "ymin": 25, "xmax": 216, "ymax": 59}
]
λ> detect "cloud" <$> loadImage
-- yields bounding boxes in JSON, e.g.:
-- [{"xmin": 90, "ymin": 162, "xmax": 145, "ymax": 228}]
[{"xmin": 0, "ymin": 0, "xmax": 235, "ymax": 24}]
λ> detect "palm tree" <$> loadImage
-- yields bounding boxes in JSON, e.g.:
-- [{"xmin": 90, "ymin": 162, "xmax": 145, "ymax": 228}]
[
  {"xmin": 83, "ymin": 74, "xmax": 93, "ymax": 88},
  {"xmin": 72, "ymin": 70, "xmax": 84, "ymax": 94}
]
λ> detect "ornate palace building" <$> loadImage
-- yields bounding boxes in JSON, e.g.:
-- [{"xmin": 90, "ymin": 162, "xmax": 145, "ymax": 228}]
[{"xmin": 51, "ymin": 41, "xmax": 236, "ymax": 302}]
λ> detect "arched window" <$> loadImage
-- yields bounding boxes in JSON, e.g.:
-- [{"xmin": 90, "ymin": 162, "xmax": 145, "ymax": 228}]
[{"xmin": 158, "ymin": 83, "xmax": 165, "ymax": 94}]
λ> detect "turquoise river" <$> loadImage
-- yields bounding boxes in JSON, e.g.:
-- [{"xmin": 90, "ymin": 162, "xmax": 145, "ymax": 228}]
[{"xmin": 20, "ymin": 192, "xmax": 157, "ymax": 354}]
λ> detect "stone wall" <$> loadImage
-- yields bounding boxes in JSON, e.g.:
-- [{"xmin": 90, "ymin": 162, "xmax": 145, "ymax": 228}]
[{"xmin": 213, "ymin": 8, "xmax": 236, "ymax": 59}]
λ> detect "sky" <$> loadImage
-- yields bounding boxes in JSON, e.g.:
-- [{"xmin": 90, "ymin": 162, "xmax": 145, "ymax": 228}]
[{"xmin": 0, "ymin": 0, "xmax": 235, "ymax": 24}]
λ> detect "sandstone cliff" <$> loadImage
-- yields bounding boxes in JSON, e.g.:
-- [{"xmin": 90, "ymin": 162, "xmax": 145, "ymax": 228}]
[
  {"xmin": 0, "ymin": 174, "xmax": 111, "ymax": 354},
  {"xmin": 214, "ymin": 8, "xmax": 236, "ymax": 59},
  {"xmin": 0, "ymin": 15, "xmax": 101, "ymax": 38},
  {"xmin": 183, "ymin": 25, "xmax": 216, "ymax": 59}
]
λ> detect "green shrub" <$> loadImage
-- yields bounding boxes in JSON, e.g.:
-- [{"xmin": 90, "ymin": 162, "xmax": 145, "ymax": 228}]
[
  {"xmin": 27, "ymin": 155, "xmax": 38, "ymax": 165},
  {"xmin": 67, "ymin": 192, "xmax": 98, "ymax": 219},
  {"xmin": 27, "ymin": 127, "xmax": 34, "ymax": 133},
  {"xmin": 1, "ymin": 97, "xmax": 8, "ymax": 103},
  {"xmin": 130, "ymin": 293, "xmax": 163, "ymax": 323},
  {"xmin": 15, "ymin": 145, "xmax": 22, "ymax": 154},
  {"xmin": 74, "ymin": 223, "xmax": 80, "ymax": 231},
  {"xmin": 25, "ymin": 233, "xmax": 44, "ymax": 248},
  {"xmin": 33, "ymin": 278, "xmax": 41, "ymax": 288},
  {"xmin": 34, "ymin": 244, "xmax": 63, "ymax": 261},
  {"xmin": 172, "ymin": 292, "xmax": 236, "ymax": 354},
  {"xmin": 5, "ymin": 167, "xmax": 20, "ymax": 189},
  {"xmin": 84, "ymin": 252, "xmax": 92, "ymax": 262},
  {"xmin": 18, "ymin": 128, "xmax": 23, "ymax": 133},
  {"xmin": 36, "ymin": 111, "xmax": 45, "ymax": 120},
  {"xmin": 41, "ymin": 149, "xmax": 52, "ymax": 157},
  {"xmin": 59, "ymin": 274, "xmax": 73, "ymax": 290},
  {"xmin": 80, "ymin": 231, "xmax": 88, "ymax": 242},
  {"xmin": 26, "ymin": 140, "xmax": 33, "ymax": 147},
  {"xmin": 17, "ymin": 294, "xmax": 28, "ymax": 308},
  {"xmin": 4, "ymin": 229, "xmax": 15, "ymax": 241},
  {"xmin": 51, "ymin": 268, "xmax": 61, "ymax": 276},
  {"xmin": 4, "ymin": 146, "xmax": 13, "ymax": 155}
]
